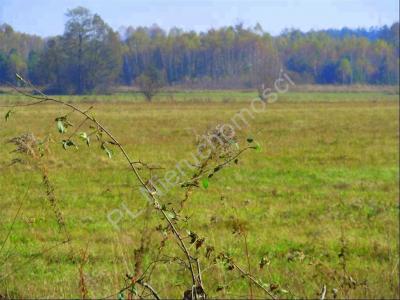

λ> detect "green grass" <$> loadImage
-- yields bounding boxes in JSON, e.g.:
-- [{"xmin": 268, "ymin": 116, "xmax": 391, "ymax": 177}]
[
  {"xmin": 0, "ymin": 89, "xmax": 398, "ymax": 104},
  {"xmin": 0, "ymin": 91, "xmax": 398, "ymax": 298}
]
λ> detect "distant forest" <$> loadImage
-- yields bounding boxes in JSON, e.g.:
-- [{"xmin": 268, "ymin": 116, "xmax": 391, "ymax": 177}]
[{"xmin": 0, "ymin": 7, "xmax": 399, "ymax": 93}]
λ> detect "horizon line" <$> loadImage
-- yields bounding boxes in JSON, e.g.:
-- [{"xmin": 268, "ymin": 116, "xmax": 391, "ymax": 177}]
[{"xmin": 2, "ymin": 20, "xmax": 399, "ymax": 39}]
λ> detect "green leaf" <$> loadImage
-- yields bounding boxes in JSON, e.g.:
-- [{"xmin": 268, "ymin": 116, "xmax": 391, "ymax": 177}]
[
  {"xmin": 279, "ymin": 289, "xmax": 289, "ymax": 294},
  {"xmin": 130, "ymin": 284, "xmax": 138, "ymax": 296},
  {"xmin": 117, "ymin": 292, "xmax": 124, "ymax": 300},
  {"xmin": 62, "ymin": 139, "xmax": 78, "ymax": 150},
  {"xmin": 55, "ymin": 115, "xmax": 73, "ymax": 133},
  {"xmin": 57, "ymin": 120, "xmax": 65, "ymax": 133},
  {"xmin": 254, "ymin": 143, "xmax": 261, "ymax": 152},
  {"xmin": 104, "ymin": 148, "xmax": 112, "ymax": 158},
  {"xmin": 5, "ymin": 110, "xmax": 13, "ymax": 122},
  {"xmin": 164, "ymin": 210, "xmax": 176, "ymax": 220},
  {"xmin": 101, "ymin": 142, "xmax": 112, "ymax": 159},
  {"xmin": 79, "ymin": 132, "xmax": 90, "ymax": 146},
  {"xmin": 202, "ymin": 178, "xmax": 209, "ymax": 189}
]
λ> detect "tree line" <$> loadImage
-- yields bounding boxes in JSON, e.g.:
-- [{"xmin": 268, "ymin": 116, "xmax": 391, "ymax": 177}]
[{"xmin": 0, "ymin": 7, "xmax": 398, "ymax": 94}]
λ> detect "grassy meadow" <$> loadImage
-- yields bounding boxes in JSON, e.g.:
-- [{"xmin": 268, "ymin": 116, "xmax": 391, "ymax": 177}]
[{"xmin": 0, "ymin": 90, "xmax": 399, "ymax": 298}]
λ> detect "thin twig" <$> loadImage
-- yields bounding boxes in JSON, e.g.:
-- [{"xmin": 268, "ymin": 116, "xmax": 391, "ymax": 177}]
[
  {"xmin": 10, "ymin": 80, "xmax": 198, "ymax": 287},
  {"xmin": 231, "ymin": 261, "xmax": 277, "ymax": 300},
  {"xmin": 137, "ymin": 280, "xmax": 161, "ymax": 300},
  {"xmin": 0, "ymin": 180, "xmax": 32, "ymax": 254},
  {"xmin": 195, "ymin": 258, "xmax": 206, "ymax": 298},
  {"xmin": 0, "ymin": 239, "xmax": 71, "ymax": 282},
  {"xmin": 243, "ymin": 232, "xmax": 254, "ymax": 299},
  {"xmin": 320, "ymin": 284, "xmax": 327, "ymax": 300},
  {"xmin": 178, "ymin": 146, "xmax": 253, "ymax": 187}
]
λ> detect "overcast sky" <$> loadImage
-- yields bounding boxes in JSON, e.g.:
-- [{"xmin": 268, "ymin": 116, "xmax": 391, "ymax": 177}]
[{"xmin": 0, "ymin": 0, "xmax": 398, "ymax": 37}]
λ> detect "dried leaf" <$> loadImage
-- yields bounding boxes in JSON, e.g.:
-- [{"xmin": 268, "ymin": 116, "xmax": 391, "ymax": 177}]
[{"xmin": 5, "ymin": 110, "xmax": 13, "ymax": 122}]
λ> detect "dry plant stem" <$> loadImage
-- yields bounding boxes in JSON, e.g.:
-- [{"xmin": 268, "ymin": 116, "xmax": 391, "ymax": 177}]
[
  {"xmin": 137, "ymin": 237, "xmax": 169, "ymax": 281},
  {"xmin": 10, "ymin": 85, "xmax": 198, "ymax": 287},
  {"xmin": 195, "ymin": 258, "xmax": 206, "ymax": 296},
  {"xmin": 67, "ymin": 115, "xmax": 90, "ymax": 140},
  {"xmin": 137, "ymin": 280, "xmax": 161, "ymax": 300},
  {"xmin": 231, "ymin": 261, "xmax": 277, "ymax": 300},
  {"xmin": 10, "ymin": 79, "xmax": 272, "ymax": 299},
  {"xmin": 320, "ymin": 284, "xmax": 327, "ymax": 300},
  {"xmin": 78, "ymin": 247, "xmax": 89, "ymax": 299},
  {"xmin": 0, "ymin": 239, "xmax": 70, "ymax": 282},
  {"xmin": 243, "ymin": 232, "xmax": 254, "ymax": 299},
  {"xmin": 0, "ymin": 180, "xmax": 31, "ymax": 254},
  {"xmin": 179, "ymin": 146, "xmax": 253, "ymax": 187},
  {"xmin": 42, "ymin": 172, "xmax": 69, "ymax": 238},
  {"xmin": 103, "ymin": 279, "xmax": 160, "ymax": 300}
]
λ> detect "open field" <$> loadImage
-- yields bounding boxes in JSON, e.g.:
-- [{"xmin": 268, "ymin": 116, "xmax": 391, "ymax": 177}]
[
  {"xmin": 0, "ymin": 91, "xmax": 399, "ymax": 298},
  {"xmin": 0, "ymin": 86, "xmax": 399, "ymax": 104}
]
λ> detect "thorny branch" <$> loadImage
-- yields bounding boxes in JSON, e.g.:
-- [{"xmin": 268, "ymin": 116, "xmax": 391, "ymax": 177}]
[
  {"xmin": 5, "ymin": 74, "xmax": 277, "ymax": 299},
  {"xmin": 8, "ymin": 77, "xmax": 199, "ymax": 289}
]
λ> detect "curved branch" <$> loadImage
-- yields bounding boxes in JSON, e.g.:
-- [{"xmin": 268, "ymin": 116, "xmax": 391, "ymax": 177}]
[
  {"xmin": 9, "ymin": 80, "xmax": 198, "ymax": 287},
  {"xmin": 137, "ymin": 280, "xmax": 161, "ymax": 300}
]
